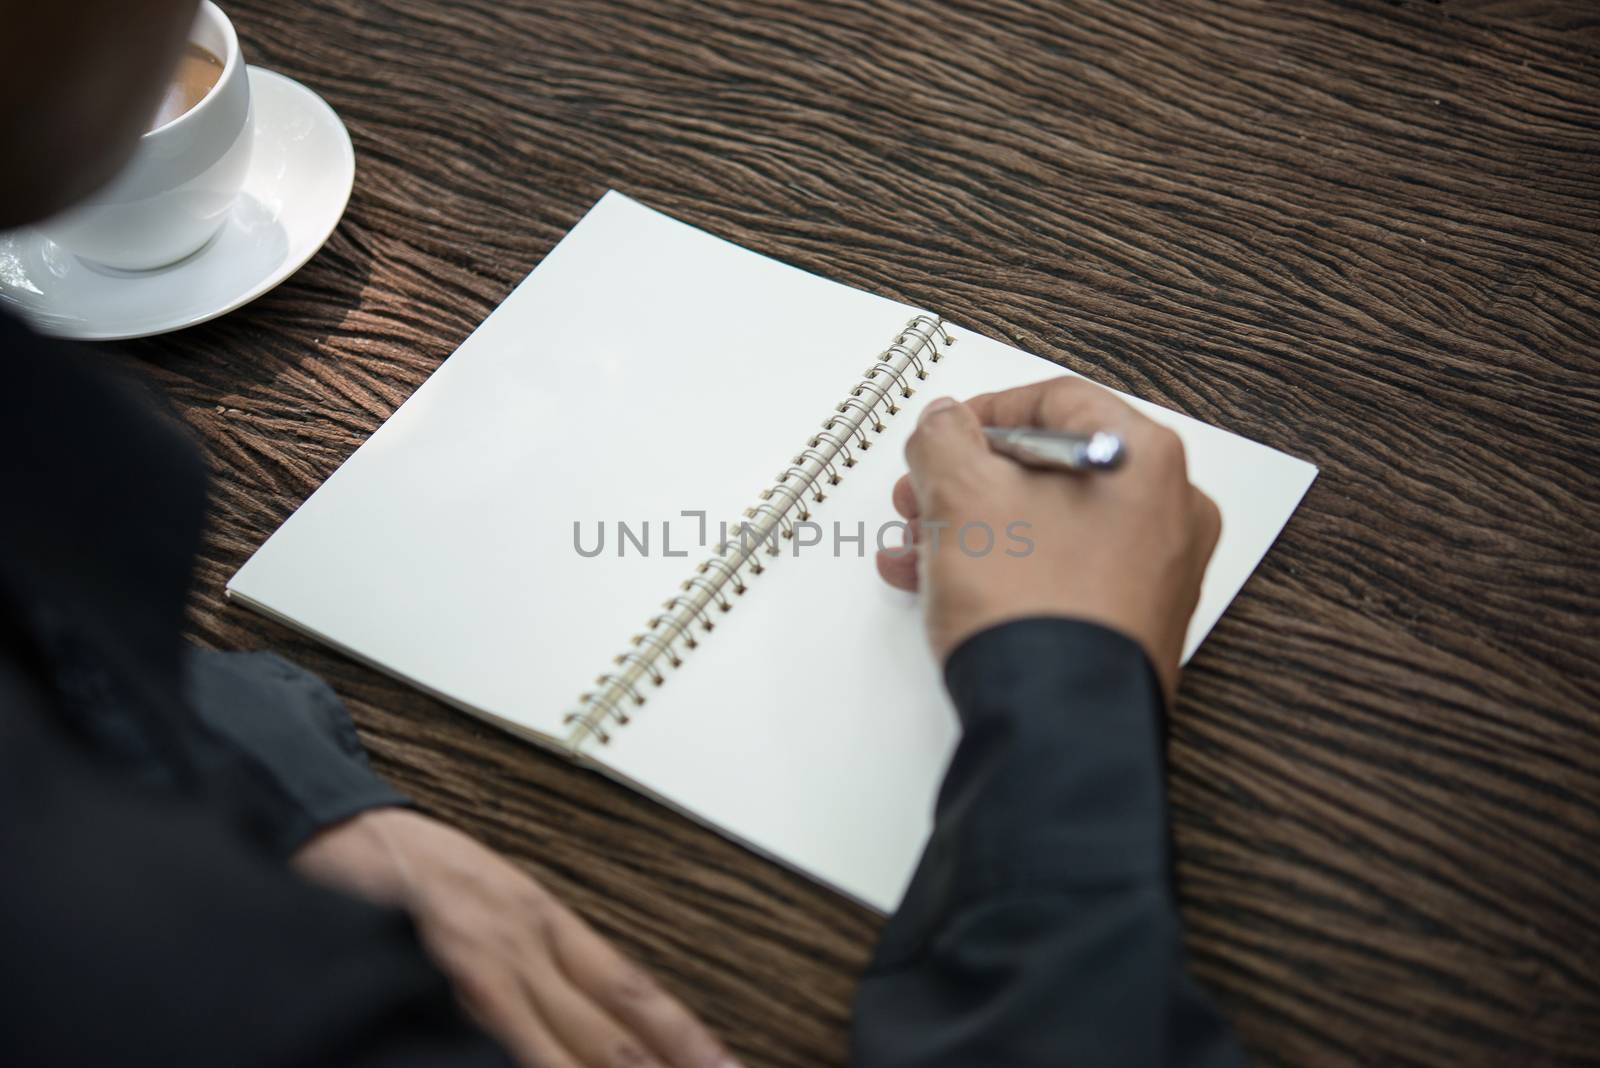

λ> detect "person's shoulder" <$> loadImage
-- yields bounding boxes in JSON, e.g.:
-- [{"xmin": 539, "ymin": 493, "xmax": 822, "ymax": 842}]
[
  {"xmin": 0, "ymin": 309, "xmax": 202, "ymax": 478},
  {"xmin": 1, "ymin": 307, "xmax": 82, "ymax": 374},
  {"xmin": 1, "ymin": 309, "xmax": 149, "ymax": 417}
]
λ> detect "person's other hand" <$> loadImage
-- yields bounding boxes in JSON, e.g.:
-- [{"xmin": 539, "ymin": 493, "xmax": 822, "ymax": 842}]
[
  {"xmin": 876, "ymin": 376, "xmax": 1221, "ymax": 701},
  {"xmin": 293, "ymin": 807, "xmax": 740, "ymax": 1068}
]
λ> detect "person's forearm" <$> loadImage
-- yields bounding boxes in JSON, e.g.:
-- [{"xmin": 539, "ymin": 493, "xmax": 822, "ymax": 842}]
[
  {"xmin": 852, "ymin": 617, "xmax": 1243, "ymax": 1068},
  {"xmin": 0, "ymin": 657, "xmax": 512, "ymax": 1068},
  {"xmin": 182, "ymin": 648, "xmax": 409, "ymax": 857}
]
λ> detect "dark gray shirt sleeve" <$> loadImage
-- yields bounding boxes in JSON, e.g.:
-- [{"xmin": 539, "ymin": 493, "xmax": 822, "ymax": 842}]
[
  {"xmin": 852, "ymin": 617, "xmax": 1245, "ymax": 1068},
  {"xmin": 182, "ymin": 648, "xmax": 411, "ymax": 856},
  {"xmin": 0, "ymin": 651, "xmax": 512, "ymax": 1068},
  {"xmin": 0, "ymin": 310, "xmax": 406, "ymax": 861}
]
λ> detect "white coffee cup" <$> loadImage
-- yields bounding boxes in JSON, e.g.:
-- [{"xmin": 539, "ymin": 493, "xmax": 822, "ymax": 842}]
[{"xmin": 38, "ymin": 1, "xmax": 253, "ymax": 271}]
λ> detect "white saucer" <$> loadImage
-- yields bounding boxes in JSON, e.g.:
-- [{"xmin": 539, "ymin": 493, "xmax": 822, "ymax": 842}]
[{"xmin": 0, "ymin": 67, "xmax": 354, "ymax": 341}]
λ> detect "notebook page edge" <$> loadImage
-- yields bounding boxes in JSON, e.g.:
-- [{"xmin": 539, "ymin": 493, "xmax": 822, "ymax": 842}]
[
  {"xmin": 573, "ymin": 746, "xmax": 889, "ymax": 914},
  {"xmin": 223, "ymin": 585, "xmax": 575, "ymax": 758},
  {"xmin": 233, "ymin": 190, "xmax": 635, "ymax": 582}
]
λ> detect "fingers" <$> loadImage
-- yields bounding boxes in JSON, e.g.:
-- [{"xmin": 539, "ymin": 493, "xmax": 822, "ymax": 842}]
[
  {"xmin": 454, "ymin": 966, "xmax": 583, "ymax": 1068},
  {"xmin": 550, "ymin": 904, "xmax": 736, "ymax": 1068},
  {"xmin": 903, "ymin": 397, "xmax": 1003, "ymax": 518},
  {"xmin": 904, "ymin": 397, "xmax": 987, "ymax": 479},
  {"xmin": 1192, "ymin": 485, "xmax": 1222, "ymax": 562},
  {"xmin": 1143, "ymin": 422, "xmax": 1192, "ymax": 485},
  {"xmin": 890, "ymin": 473, "xmax": 918, "ymax": 520},
  {"xmin": 525, "ymin": 964, "xmax": 667, "ymax": 1068},
  {"xmin": 877, "ymin": 475, "xmax": 921, "ymax": 588},
  {"xmin": 875, "ymin": 515, "xmax": 919, "ymax": 592},
  {"xmin": 966, "ymin": 376, "xmax": 1140, "ymax": 436},
  {"xmin": 355, "ymin": 813, "xmax": 737, "ymax": 1068}
]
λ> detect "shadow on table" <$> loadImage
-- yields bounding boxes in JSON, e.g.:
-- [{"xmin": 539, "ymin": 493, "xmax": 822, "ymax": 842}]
[{"xmin": 121, "ymin": 219, "xmax": 377, "ymax": 398}]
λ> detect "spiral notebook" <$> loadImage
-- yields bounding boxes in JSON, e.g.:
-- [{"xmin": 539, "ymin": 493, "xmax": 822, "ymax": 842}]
[{"xmin": 228, "ymin": 191, "xmax": 1316, "ymax": 912}]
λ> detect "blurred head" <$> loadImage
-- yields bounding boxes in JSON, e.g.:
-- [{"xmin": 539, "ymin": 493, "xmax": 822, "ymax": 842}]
[{"xmin": 0, "ymin": 0, "xmax": 199, "ymax": 229}]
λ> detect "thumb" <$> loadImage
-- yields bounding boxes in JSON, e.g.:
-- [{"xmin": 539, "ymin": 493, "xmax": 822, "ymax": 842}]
[{"xmin": 904, "ymin": 397, "xmax": 989, "ymax": 513}]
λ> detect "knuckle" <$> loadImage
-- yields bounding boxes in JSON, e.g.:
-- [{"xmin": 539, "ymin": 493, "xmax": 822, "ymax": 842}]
[
  {"xmin": 453, "ymin": 967, "xmax": 513, "ymax": 1019},
  {"xmin": 1149, "ymin": 426, "xmax": 1186, "ymax": 469},
  {"xmin": 1037, "ymin": 380, "xmax": 1092, "ymax": 427},
  {"xmin": 432, "ymin": 909, "xmax": 498, "ymax": 955},
  {"xmin": 1037, "ymin": 377, "xmax": 1137, "ymax": 434},
  {"xmin": 1043, "ymin": 375, "xmax": 1094, "ymax": 403},
  {"xmin": 536, "ymin": 909, "xmax": 559, "ymax": 946},
  {"xmin": 906, "ymin": 408, "xmax": 955, "ymax": 453},
  {"xmin": 609, "ymin": 961, "xmax": 661, "ymax": 1006},
  {"xmin": 903, "ymin": 424, "xmax": 933, "ymax": 466},
  {"xmin": 904, "ymin": 423, "xmax": 929, "ymax": 458}
]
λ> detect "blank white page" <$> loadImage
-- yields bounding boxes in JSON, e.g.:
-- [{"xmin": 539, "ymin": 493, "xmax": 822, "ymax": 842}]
[
  {"xmin": 600, "ymin": 323, "xmax": 1317, "ymax": 911},
  {"xmin": 229, "ymin": 191, "xmax": 919, "ymax": 742}
]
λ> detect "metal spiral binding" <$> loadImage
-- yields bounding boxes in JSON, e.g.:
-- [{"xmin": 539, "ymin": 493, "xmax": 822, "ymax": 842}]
[{"xmin": 562, "ymin": 314, "xmax": 954, "ymax": 751}]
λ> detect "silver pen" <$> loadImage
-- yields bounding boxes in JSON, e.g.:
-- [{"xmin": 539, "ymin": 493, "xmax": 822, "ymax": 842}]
[{"xmin": 983, "ymin": 426, "xmax": 1126, "ymax": 472}]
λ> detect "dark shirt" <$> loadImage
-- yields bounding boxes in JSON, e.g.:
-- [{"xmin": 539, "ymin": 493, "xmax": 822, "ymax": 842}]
[{"xmin": 0, "ymin": 310, "xmax": 1241, "ymax": 1066}]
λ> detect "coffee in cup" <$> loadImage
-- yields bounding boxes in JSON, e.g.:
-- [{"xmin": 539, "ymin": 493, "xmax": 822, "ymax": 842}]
[
  {"xmin": 37, "ymin": 2, "xmax": 253, "ymax": 272},
  {"xmin": 150, "ymin": 43, "xmax": 227, "ymax": 133}
]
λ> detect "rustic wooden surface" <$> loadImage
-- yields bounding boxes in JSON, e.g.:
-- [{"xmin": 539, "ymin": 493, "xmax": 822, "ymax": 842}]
[{"xmin": 124, "ymin": 1, "xmax": 1599, "ymax": 1065}]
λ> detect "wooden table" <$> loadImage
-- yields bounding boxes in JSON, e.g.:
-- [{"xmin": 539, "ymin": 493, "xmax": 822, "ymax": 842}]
[{"xmin": 128, "ymin": 2, "xmax": 1600, "ymax": 1065}]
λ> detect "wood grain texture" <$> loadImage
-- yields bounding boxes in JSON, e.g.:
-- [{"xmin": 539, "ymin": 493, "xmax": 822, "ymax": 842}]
[{"xmin": 121, "ymin": 1, "xmax": 1599, "ymax": 1065}]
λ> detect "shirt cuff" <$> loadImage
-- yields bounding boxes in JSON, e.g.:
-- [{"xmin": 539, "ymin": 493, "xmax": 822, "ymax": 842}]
[
  {"xmin": 182, "ymin": 649, "xmax": 410, "ymax": 858},
  {"xmin": 869, "ymin": 616, "xmax": 1173, "ymax": 969},
  {"xmin": 939, "ymin": 616, "xmax": 1171, "ymax": 893}
]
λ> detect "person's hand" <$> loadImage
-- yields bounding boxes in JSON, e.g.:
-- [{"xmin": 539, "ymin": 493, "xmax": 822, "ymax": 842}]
[
  {"xmin": 876, "ymin": 376, "xmax": 1221, "ymax": 701},
  {"xmin": 293, "ymin": 807, "xmax": 740, "ymax": 1068}
]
